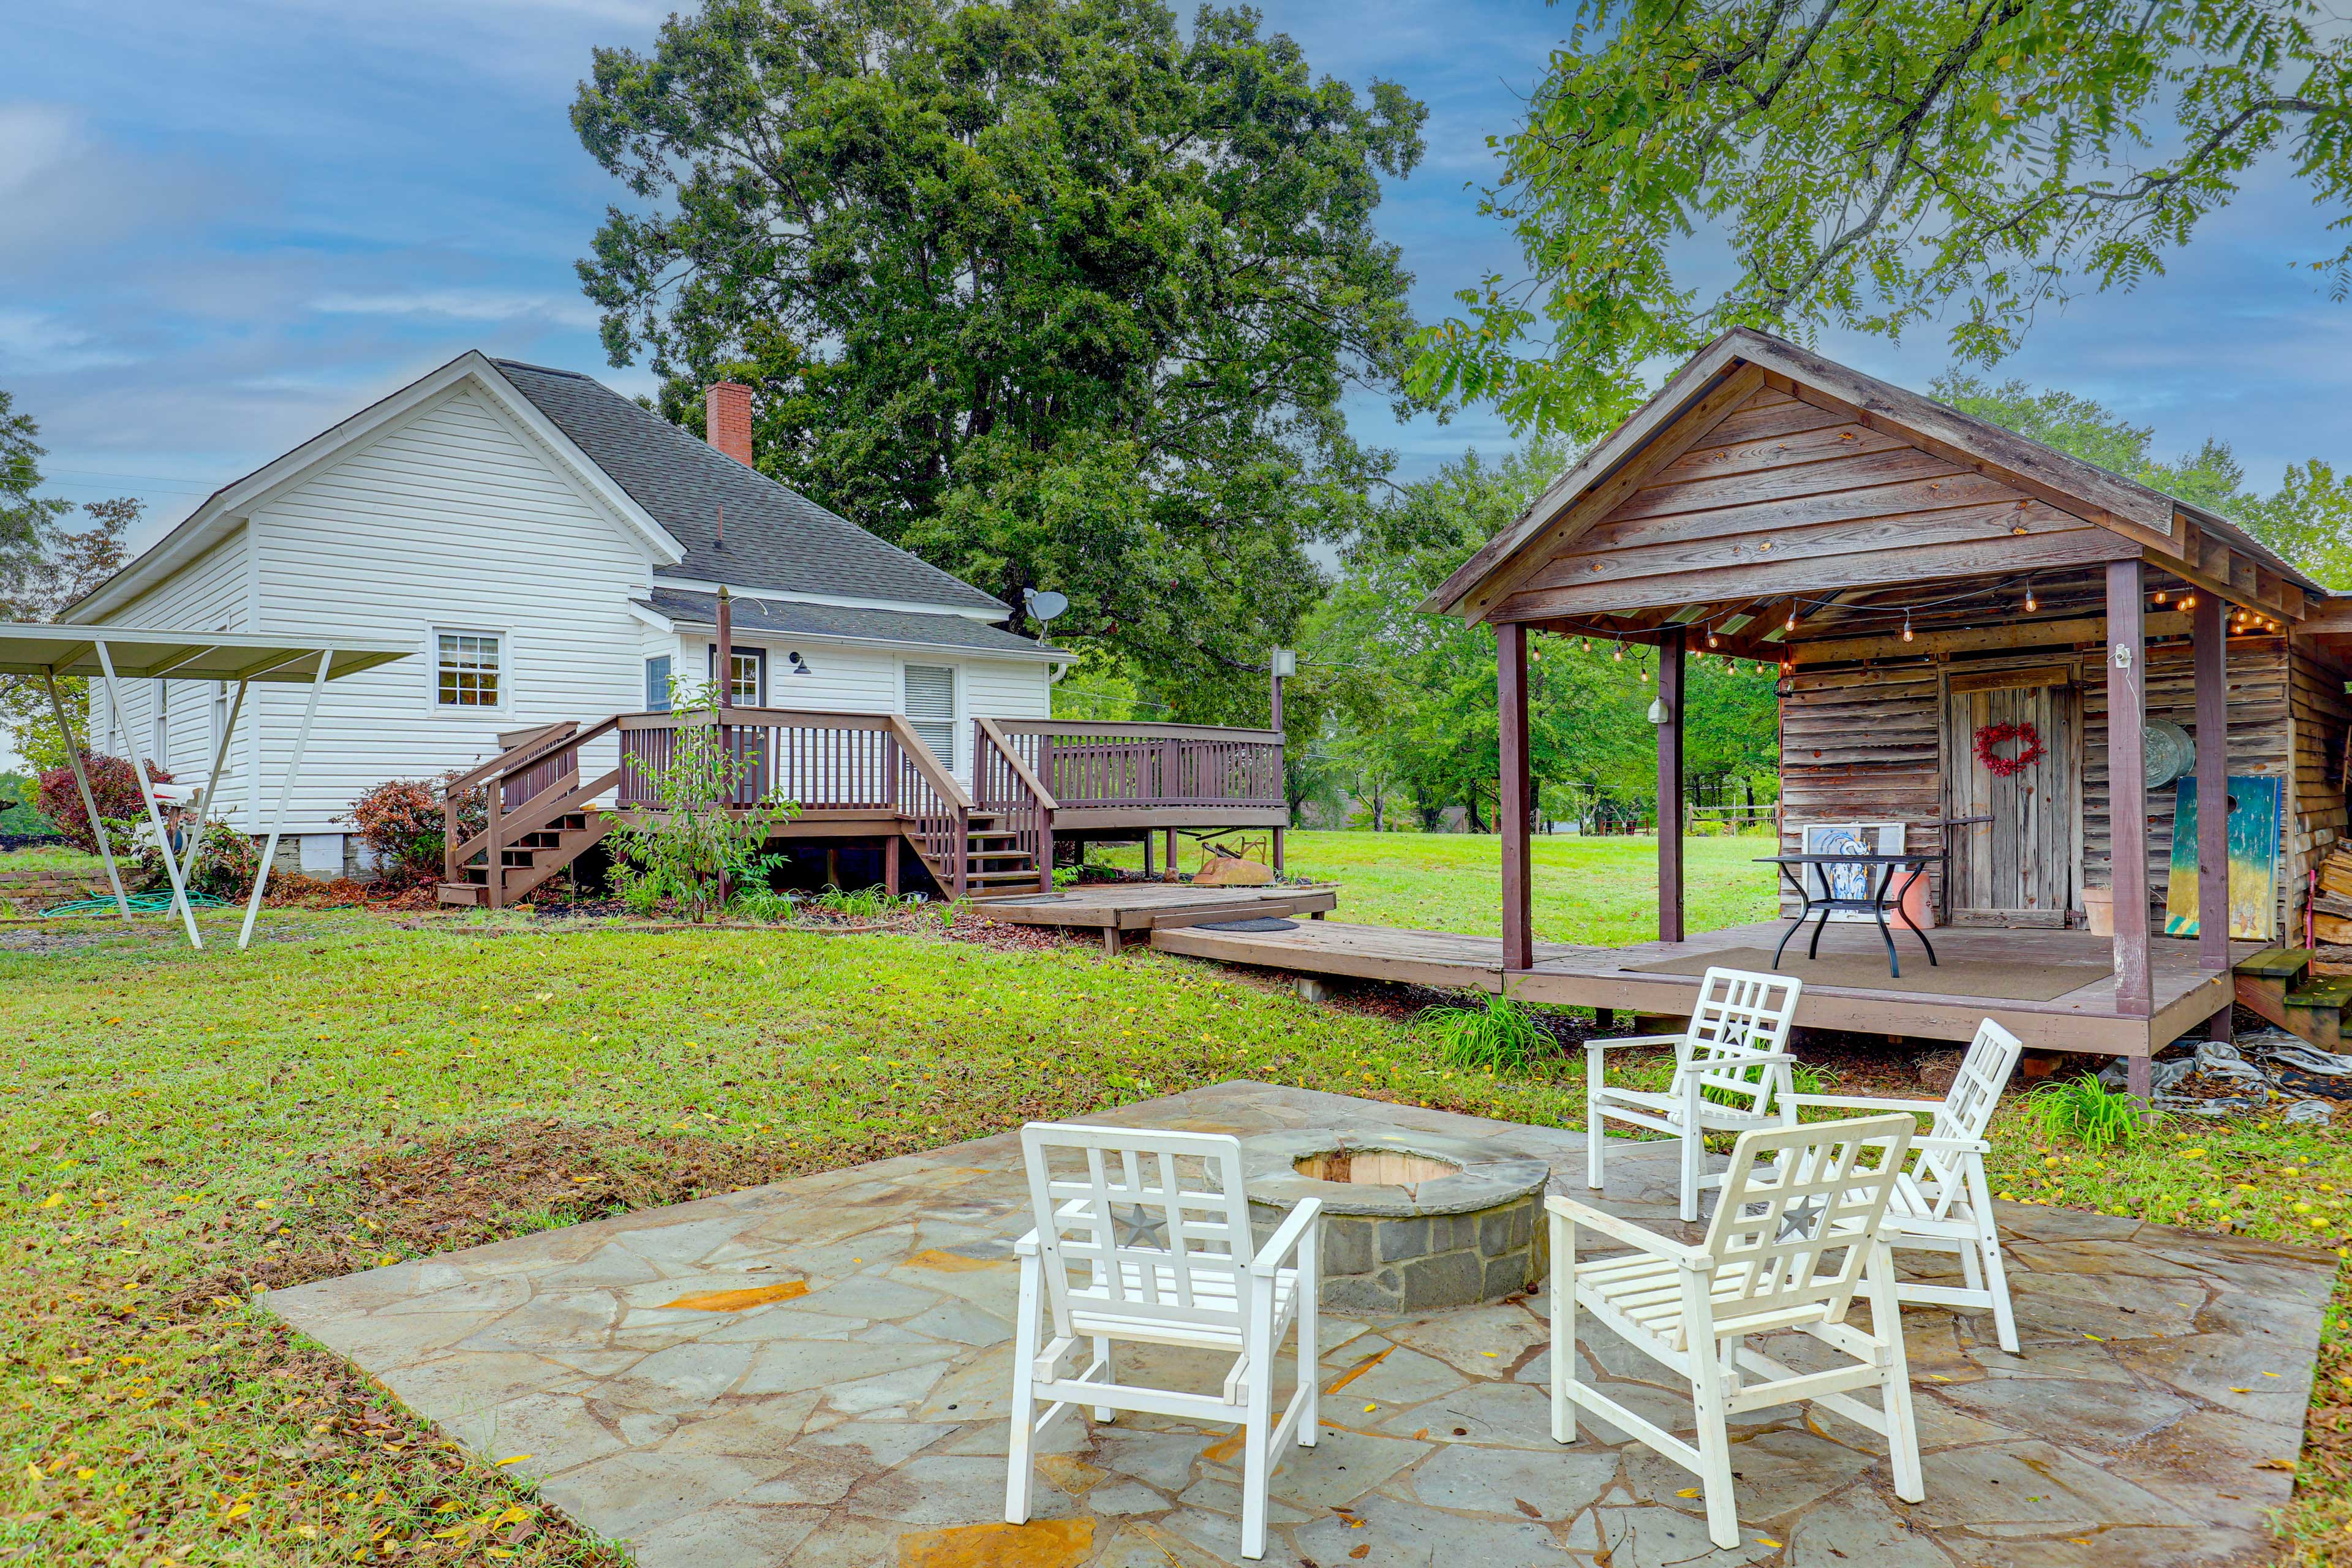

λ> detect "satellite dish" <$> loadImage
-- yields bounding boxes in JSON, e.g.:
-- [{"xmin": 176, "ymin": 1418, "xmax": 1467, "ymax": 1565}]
[{"xmin": 1023, "ymin": 589, "xmax": 1069, "ymax": 624}]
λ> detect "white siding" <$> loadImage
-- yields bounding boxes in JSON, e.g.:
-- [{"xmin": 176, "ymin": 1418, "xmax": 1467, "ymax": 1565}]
[
  {"xmin": 684, "ymin": 635, "xmax": 1050, "ymax": 791},
  {"xmin": 235, "ymin": 383, "xmax": 660, "ymax": 832},
  {"xmin": 81, "ymin": 368, "xmax": 1052, "ymax": 843},
  {"xmin": 87, "ymin": 524, "xmax": 251, "ymax": 815}
]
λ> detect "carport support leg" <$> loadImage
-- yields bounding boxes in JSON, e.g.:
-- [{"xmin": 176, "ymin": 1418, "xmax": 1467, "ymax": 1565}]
[
  {"xmin": 239, "ymin": 649, "xmax": 333, "ymax": 949},
  {"xmin": 42, "ymin": 669, "xmax": 130, "ymax": 921}
]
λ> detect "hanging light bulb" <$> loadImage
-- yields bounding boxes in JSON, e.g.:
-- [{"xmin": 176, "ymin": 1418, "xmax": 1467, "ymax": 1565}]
[
  {"xmin": 1785, "ymin": 608, "xmax": 1799, "ymax": 631},
  {"xmin": 1901, "ymin": 611, "xmax": 1914, "ymax": 643},
  {"xmin": 1706, "ymin": 628, "xmax": 1719, "ymax": 648},
  {"xmin": 1724, "ymin": 655, "xmax": 1736, "ymax": 673},
  {"xmin": 2180, "ymin": 593, "xmax": 2196, "ymax": 610},
  {"xmin": 1640, "ymin": 663, "xmax": 1650, "ymax": 684},
  {"xmin": 2155, "ymin": 587, "xmax": 2169, "ymax": 605},
  {"xmin": 1613, "ymin": 641, "xmax": 1623, "ymax": 662},
  {"xmin": 1579, "ymin": 637, "xmax": 1590, "ymax": 653},
  {"xmin": 2024, "ymin": 581, "xmax": 2038, "ymax": 612}
]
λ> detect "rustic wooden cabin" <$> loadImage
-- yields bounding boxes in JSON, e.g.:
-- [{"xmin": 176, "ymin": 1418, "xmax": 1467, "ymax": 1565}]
[{"xmin": 1423, "ymin": 329, "xmax": 2352, "ymax": 1091}]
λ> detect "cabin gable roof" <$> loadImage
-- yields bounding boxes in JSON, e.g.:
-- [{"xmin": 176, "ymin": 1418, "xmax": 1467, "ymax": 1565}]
[{"xmin": 1423, "ymin": 329, "xmax": 2323, "ymax": 627}]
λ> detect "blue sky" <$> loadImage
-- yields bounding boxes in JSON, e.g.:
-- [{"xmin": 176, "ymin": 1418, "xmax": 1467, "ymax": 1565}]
[{"xmin": 10, "ymin": 0, "xmax": 2352, "ymax": 567}]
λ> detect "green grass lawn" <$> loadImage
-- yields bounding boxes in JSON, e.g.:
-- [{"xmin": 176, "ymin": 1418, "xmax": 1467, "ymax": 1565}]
[
  {"xmin": 1087, "ymin": 827, "xmax": 1783, "ymax": 943},
  {"xmin": 3, "ymin": 881, "xmax": 2350, "ymax": 1561},
  {"xmin": 0, "ymin": 846, "xmax": 114, "ymax": 878}
]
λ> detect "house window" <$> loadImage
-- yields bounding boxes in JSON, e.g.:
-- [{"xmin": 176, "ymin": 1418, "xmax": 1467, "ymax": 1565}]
[
  {"xmin": 904, "ymin": 663, "xmax": 956, "ymax": 769},
  {"xmin": 707, "ymin": 645, "xmax": 765, "ymax": 706},
  {"xmin": 644, "ymin": 655, "xmax": 673, "ymax": 712},
  {"xmin": 435, "ymin": 630, "xmax": 502, "ymax": 708}
]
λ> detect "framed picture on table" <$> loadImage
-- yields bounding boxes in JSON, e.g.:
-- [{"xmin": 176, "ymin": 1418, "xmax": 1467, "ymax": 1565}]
[{"xmin": 1796, "ymin": 821, "xmax": 1924, "ymax": 925}]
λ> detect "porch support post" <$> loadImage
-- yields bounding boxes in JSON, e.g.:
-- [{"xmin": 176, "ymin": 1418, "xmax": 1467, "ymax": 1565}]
[
  {"xmin": 1658, "ymin": 628, "xmax": 1686, "ymax": 943},
  {"xmin": 885, "ymin": 832, "xmax": 900, "ymax": 896},
  {"xmin": 1498, "ymin": 622, "xmax": 1533, "ymax": 971},
  {"xmin": 2105, "ymin": 562, "xmax": 2153, "ymax": 1080},
  {"xmin": 2193, "ymin": 589, "xmax": 2234, "ymax": 1041}
]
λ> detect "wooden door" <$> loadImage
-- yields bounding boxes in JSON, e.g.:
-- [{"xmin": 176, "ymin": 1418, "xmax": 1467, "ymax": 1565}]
[{"xmin": 1944, "ymin": 671, "xmax": 2081, "ymax": 926}]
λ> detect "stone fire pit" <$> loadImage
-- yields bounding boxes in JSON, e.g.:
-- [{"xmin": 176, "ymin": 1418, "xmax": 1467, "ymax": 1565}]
[{"xmin": 1241, "ymin": 1128, "xmax": 1551, "ymax": 1313}]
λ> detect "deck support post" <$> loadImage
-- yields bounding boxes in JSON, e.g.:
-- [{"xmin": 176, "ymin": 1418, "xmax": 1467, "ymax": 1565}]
[
  {"xmin": 1658, "ymin": 627, "xmax": 1686, "ymax": 944},
  {"xmin": 2106, "ymin": 561, "xmax": 2153, "ymax": 1083},
  {"xmin": 884, "ymin": 834, "xmax": 900, "ymax": 896},
  {"xmin": 1144, "ymin": 831, "xmax": 1155, "ymax": 879},
  {"xmin": 1498, "ymin": 622, "xmax": 1534, "ymax": 970},
  {"xmin": 1166, "ymin": 827, "xmax": 1177, "ymax": 881},
  {"xmin": 1272, "ymin": 827, "xmax": 1284, "ymax": 876}
]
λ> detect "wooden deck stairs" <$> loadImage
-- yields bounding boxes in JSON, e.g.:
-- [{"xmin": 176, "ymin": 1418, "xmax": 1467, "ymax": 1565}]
[{"xmin": 2235, "ymin": 948, "xmax": 2352, "ymax": 1051}]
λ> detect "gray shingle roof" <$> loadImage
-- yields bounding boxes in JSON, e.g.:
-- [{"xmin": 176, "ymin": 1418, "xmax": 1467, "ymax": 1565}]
[
  {"xmin": 636, "ymin": 589, "xmax": 1067, "ymax": 662},
  {"xmin": 493, "ymin": 360, "xmax": 1006, "ymax": 615}
]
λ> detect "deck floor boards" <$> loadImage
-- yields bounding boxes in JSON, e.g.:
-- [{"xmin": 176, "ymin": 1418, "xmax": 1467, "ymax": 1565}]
[{"xmin": 1152, "ymin": 916, "xmax": 2253, "ymax": 1057}]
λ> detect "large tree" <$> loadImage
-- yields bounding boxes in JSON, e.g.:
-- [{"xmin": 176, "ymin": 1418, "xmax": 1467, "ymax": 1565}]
[
  {"xmin": 1937, "ymin": 369, "xmax": 2352, "ymax": 587},
  {"xmin": 1301, "ymin": 442, "xmax": 1779, "ymax": 830},
  {"xmin": 1414, "ymin": 0, "xmax": 2352, "ymax": 438},
  {"xmin": 574, "ymin": 0, "xmax": 1427, "ymax": 718}
]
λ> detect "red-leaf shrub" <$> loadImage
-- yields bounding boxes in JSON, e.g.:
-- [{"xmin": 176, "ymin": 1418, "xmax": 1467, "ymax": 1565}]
[
  {"xmin": 36, "ymin": 753, "xmax": 170, "ymax": 853},
  {"xmin": 342, "ymin": 774, "xmax": 484, "ymax": 891}
]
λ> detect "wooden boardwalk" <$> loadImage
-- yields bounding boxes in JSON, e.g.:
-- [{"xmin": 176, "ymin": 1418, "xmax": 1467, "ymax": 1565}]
[
  {"xmin": 1153, "ymin": 916, "xmax": 2252, "ymax": 1060},
  {"xmin": 973, "ymin": 880, "xmax": 1339, "ymax": 953}
]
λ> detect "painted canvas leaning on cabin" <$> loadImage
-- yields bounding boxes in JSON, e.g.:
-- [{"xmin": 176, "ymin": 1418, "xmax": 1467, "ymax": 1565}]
[
  {"xmin": 56, "ymin": 355, "xmax": 1071, "ymax": 882},
  {"xmin": 1418, "ymin": 326, "xmax": 2352, "ymax": 1096}
]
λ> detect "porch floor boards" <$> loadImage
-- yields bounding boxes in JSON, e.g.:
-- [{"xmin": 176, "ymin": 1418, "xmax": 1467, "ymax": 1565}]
[{"xmin": 1152, "ymin": 917, "xmax": 2261, "ymax": 1058}]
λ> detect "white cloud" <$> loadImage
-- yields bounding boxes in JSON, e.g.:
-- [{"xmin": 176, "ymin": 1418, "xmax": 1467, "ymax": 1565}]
[
  {"xmin": 311, "ymin": 288, "xmax": 600, "ymax": 328},
  {"xmin": 0, "ymin": 308, "xmax": 134, "ymax": 374}
]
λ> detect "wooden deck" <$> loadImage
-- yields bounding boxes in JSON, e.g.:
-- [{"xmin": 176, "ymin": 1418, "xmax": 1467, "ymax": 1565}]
[
  {"xmin": 973, "ymin": 880, "xmax": 1338, "ymax": 954},
  {"xmin": 1152, "ymin": 917, "xmax": 2255, "ymax": 1058}
]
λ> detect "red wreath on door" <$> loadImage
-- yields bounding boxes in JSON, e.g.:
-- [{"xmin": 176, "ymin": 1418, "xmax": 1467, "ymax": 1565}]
[{"xmin": 1973, "ymin": 720, "xmax": 2046, "ymax": 777}]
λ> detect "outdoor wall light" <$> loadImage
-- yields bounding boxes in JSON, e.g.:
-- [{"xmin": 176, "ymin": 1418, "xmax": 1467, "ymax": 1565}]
[{"xmin": 788, "ymin": 651, "xmax": 815, "ymax": 676}]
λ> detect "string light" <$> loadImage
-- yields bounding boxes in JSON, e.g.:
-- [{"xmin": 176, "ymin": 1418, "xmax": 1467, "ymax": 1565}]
[
  {"xmin": 1724, "ymin": 655, "xmax": 1736, "ymax": 673},
  {"xmin": 2024, "ymin": 581, "xmax": 2037, "ymax": 612},
  {"xmin": 1612, "ymin": 640, "xmax": 1624, "ymax": 662},
  {"xmin": 1785, "ymin": 608, "xmax": 1799, "ymax": 631},
  {"xmin": 2179, "ymin": 594, "xmax": 2196, "ymax": 610},
  {"xmin": 1706, "ymin": 628, "xmax": 1719, "ymax": 648},
  {"xmin": 2154, "ymin": 587, "xmax": 2169, "ymax": 605},
  {"xmin": 1901, "ymin": 611, "xmax": 1914, "ymax": 643}
]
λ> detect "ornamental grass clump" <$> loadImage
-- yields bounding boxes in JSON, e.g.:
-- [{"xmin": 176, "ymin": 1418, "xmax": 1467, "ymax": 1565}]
[
  {"xmin": 1423, "ymin": 995, "xmax": 1548, "ymax": 1072},
  {"xmin": 2028, "ymin": 1073, "xmax": 2160, "ymax": 1153}
]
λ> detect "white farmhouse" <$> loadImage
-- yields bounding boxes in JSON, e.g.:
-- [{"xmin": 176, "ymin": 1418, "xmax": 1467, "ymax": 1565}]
[{"xmin": 68, "ymin": 352, "xmax": 1068, "ymax": 880}]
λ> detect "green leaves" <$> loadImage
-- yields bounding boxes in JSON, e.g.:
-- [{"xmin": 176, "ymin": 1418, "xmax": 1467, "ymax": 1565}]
[
  {"xmin": 574, "ymin": 0, "xmax": 1428, "ymax": 714},
  {"xmin": 1414, "ymin": 0, "xmax": 2352, "ymax": 438}
]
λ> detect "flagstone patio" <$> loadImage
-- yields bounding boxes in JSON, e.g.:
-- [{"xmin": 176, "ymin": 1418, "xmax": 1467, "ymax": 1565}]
[{"xmin": 270, "ymin": 1082, "xmax": 2332, "ymax": 1567}]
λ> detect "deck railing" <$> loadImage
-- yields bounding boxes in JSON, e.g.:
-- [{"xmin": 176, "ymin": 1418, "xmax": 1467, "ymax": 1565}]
[
  {"xmin": 445, "ymin": 709, "xmax": 1283, "ymax": 902},
  {"xmin": 984, "ymin": 720, "xmax": 1285, "ymax": 812},
  {"xmin": 973, "ymin": 718, "xmax": 1058, "ymax": 893},
  {"xmin": 614, "ymin": 707, "xmax": 974, "ymax": 895}
]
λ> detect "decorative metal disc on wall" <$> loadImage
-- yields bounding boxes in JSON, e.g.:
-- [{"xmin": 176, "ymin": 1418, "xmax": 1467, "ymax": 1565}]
[{"xmin": 2144, "ymin": 717, "xmax": 2196, "ymax": 790}]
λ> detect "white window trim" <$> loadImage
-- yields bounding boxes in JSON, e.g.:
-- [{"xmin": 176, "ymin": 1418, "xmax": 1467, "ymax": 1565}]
[
  {"xmin": 427, "ymin": 623, "xmax": 513, "ymax": 717},
  {"xmin": 707, "ymin": 641, "xmax": 768, "ymax": 707}
]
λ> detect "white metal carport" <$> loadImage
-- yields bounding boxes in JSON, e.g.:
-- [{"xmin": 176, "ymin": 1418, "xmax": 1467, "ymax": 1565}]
[{"xmin": 0, "ymin": 624, "xmax": 413, "ymax": 948}]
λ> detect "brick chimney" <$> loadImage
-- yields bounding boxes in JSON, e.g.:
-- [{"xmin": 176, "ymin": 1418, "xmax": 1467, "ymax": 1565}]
[{"xmin": 704, "ymin": 382, "xmax": 754, "ymax": 467}]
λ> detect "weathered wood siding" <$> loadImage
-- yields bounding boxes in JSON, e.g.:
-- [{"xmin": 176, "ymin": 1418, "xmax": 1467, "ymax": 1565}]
[
  {"xmin": 1942, "ymin": 673, "xmax": 2081, "ymax": 922},
  {"xmin": 2290, "ymin": 644, "xmax": 2352, "ymax": 936},
  {"xmin": 1777, "ymin": 663, "xmax": 1940, "ymax": 914},
  {"xmin": 2079, "ymin": 638, "xmax": 2289, "ymax": 934},
  {"xmin": 1494, "ymin": 382, "xmax": 2135, "ymax": 620}
]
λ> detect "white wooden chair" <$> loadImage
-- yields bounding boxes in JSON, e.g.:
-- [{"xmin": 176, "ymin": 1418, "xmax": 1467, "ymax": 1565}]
[
  {"xmin": 1550, "ymin": 1114, "xmax": 1924, "ymax": 1550},
  {"xmin": 1776, "ymin": 1017, "xmax": 2026, "ymax": 1350},
  {"xmin": 1585, "ymin": 967, "xmax": 1804, "ymax": 1220},
  {"xmin": 1005, "ymin": 1123, "xmax": 1321, "ymax": 1561}
]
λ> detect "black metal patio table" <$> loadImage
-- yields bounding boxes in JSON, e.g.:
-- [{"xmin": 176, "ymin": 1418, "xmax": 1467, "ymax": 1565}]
[{"xmin": 1757, "ymin": 851, "xmax": 1945, "ymax": 978}]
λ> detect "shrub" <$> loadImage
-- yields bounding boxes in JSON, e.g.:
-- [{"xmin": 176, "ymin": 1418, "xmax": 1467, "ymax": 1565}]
[
  {"xmin": 1422, "ymin": 995, "xmax": 1549, "ymax": 1072},
  {"xmin": 36, "ymin": 753, "xmax": 169, "ymax": 853},
  {"xmin": 605, "ymin": 682, "xmax": 798, "ymax": 922},
  {"xmin": 2028, "ymin": 1074, "xmax": 2159, "ymax": 1153},
  {"xmin": 342, "ymin": 774, "xmax": 487, "ymax": 891}
]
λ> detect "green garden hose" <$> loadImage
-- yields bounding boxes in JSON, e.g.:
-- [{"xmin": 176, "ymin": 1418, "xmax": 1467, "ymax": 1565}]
[{"xmin": 42, "ymin": 889, "xmax": 232, "ymax": 919}]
